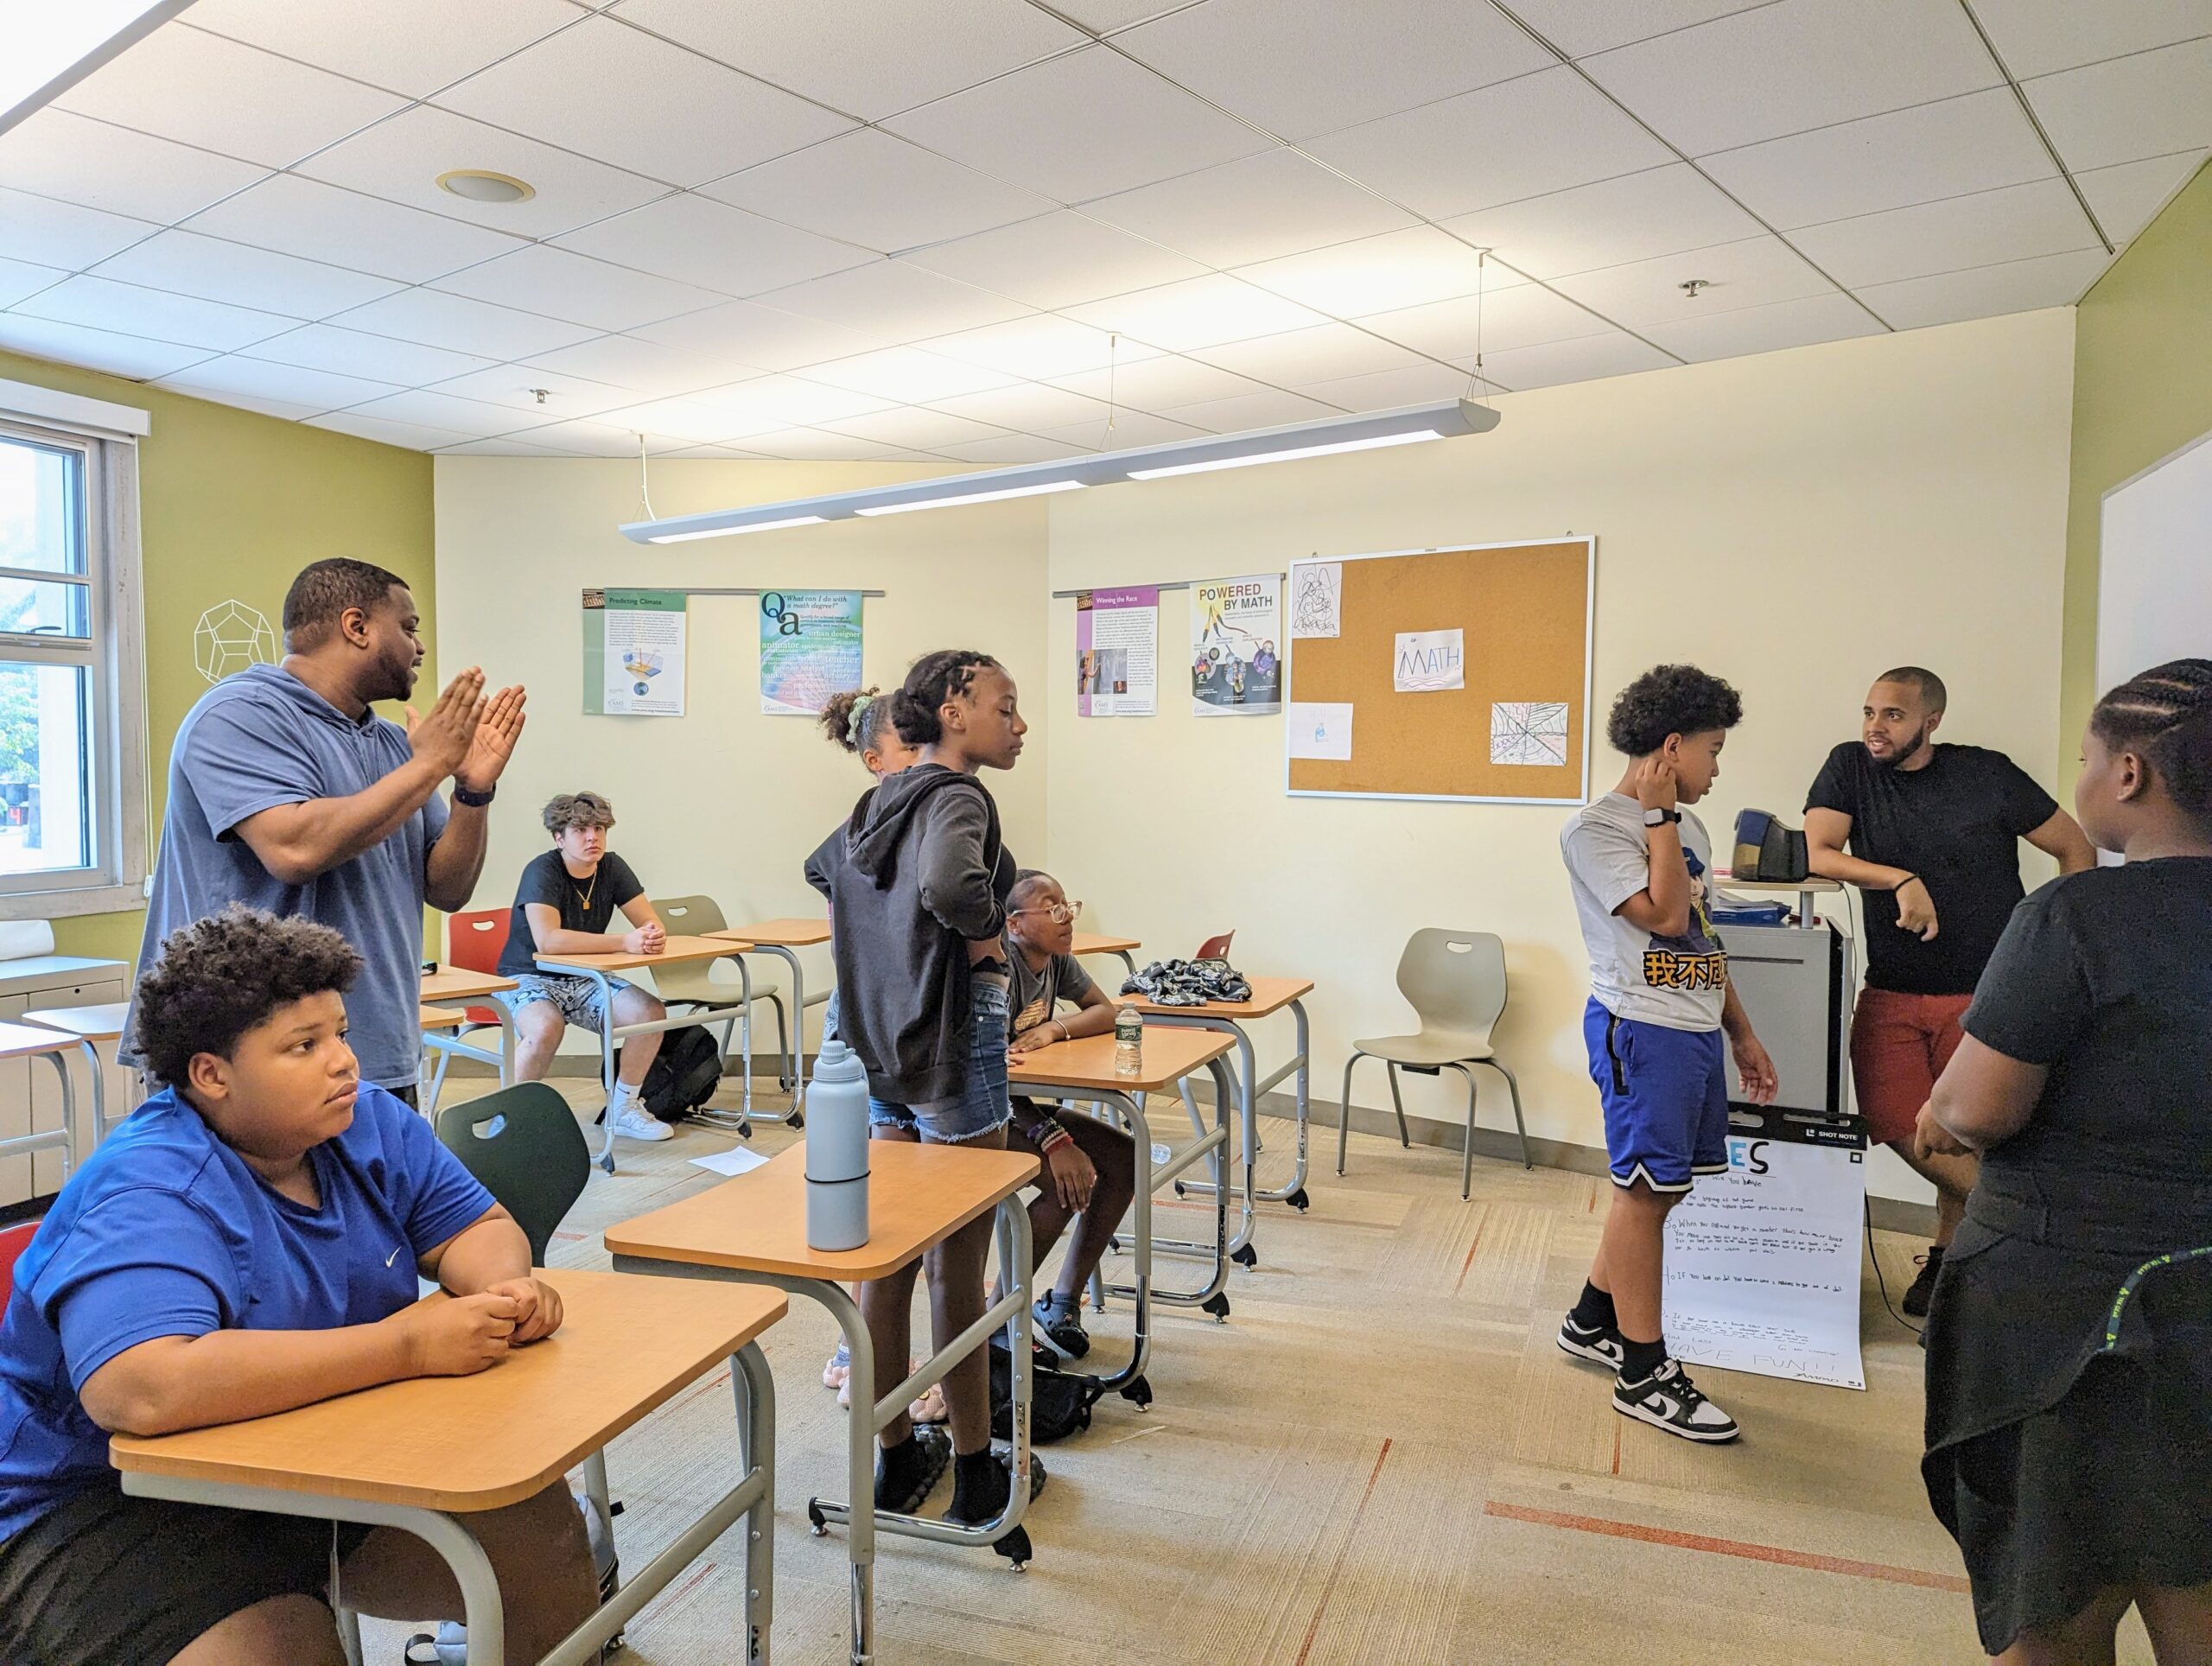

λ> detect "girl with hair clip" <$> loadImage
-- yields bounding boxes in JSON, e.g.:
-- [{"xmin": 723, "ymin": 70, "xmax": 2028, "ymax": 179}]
[{"xmin": 1916, "ymin": 658, "xmax": 2212, "ymax": 1665}]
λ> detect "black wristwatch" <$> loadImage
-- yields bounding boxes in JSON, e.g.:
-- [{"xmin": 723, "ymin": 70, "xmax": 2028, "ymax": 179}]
[
  {"xmin": 1642, "ymin": 807, "xmax": 1681, "ymax": 827},
  {"xmin": 453, "ymin": 783, "xmax": 496, "ymax": 808}
]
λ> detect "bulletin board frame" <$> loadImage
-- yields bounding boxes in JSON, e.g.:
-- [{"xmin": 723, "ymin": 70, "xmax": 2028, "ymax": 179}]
[{"xmin": 1283, "ymin": 537, "xmax": 1596, "ymax": 806}]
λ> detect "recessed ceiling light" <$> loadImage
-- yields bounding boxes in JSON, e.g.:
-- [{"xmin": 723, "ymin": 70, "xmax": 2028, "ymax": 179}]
[{"xmin": 435, "ymin": 169, "xmax": 535, "ymax": 205}]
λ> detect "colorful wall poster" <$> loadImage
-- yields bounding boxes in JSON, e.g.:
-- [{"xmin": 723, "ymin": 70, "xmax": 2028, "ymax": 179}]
[
  {"xmin": 1190, "ymin": 574, "xmax": 1282, "ymax": 716},
  {"xmin": 582, "ymin": 588, "xmax": 686, "ymax": 716},
  {"xmin": 759, "ymin": 588, "xmax": 864, "ymax": 715},
  {"xmin": 1075, "ymin": 586, "xmax": 1158, "ymax": 716}
]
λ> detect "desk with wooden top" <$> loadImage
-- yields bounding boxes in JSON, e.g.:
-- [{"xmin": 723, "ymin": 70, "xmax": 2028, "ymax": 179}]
[
  {"xmin": 111, "ymin": 1269, "xmax": 785, "ymax": 1666},
  {"xmin": 21, "ymin": 1002, "xmax": 130, "ymax": 1149},
  {"xmin": 1115, "ymin": 976, "xmax": 1319, "ymax": 1266},
  {"xmin": 532, "ymin": 936, "xmax": 753, "ymax": 1172},
  {"xmin": 419, "ymin": 966, "xmax": 522, "ymax": 1098},
  {"xmin": 708, "ymin": 919, "xmax": 831, "ymax": 1128},
  {"xmin": 1007, "ymin": 1025, "xmax": 1238, "ymax": 1407},
  {"xmin": 1069, "ymin": 932, "xmax": 1141, "ymax": 979},
  {"xmin": 0, "ymin": 1021, "xmax": 82, "ymax": 1187},
  {"xmin": 607, "ymin": 1141, "xmax": 1038, "ymax": 1666}
]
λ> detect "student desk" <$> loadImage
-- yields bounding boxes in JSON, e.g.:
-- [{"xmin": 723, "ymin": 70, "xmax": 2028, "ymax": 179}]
[
  {"xmin": 1114, "ymin": 978, "xmax": 1318, "ymax": 1267},
  {"xmin": 110, "ymin": 1269, "xmax": 785, "ymax": 1666},
  {"xmin": 420, "ymin": 1005, "xmax": 467, "ymax": 1031},
  {"xmin": 1069, "ymin": 932, "xmax": 1141, "ymax": 980},
  {"xmin": 419, "ymin": 966, "xmax": 522, "ymax": 1089},
  {"xmin": 532, "ymin": 936, "xmax": 753, "ymax": 1172},
  {"xmin": 708, "ymin": 919, "xmax": 831, "ymax": 1129},
  {"xmin": 1007, "ymin": 1026, "xmax": 1238, "ymax": 1405},
  {"xmin": 21, "ymin": 1002, "xmax": 130, "ymax": 1149},
  {"xmin": 0, "ymin": 1021, "xmax": 83, "ymax": 1189},
  {"xmin": 606, "ymin": 1141, "xmax": 1038, "ymax": 1666}
]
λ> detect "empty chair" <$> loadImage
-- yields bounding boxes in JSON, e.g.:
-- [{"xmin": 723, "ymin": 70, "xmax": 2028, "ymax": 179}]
[
  {"xmin": 1336, "ymin": 929, "xmax": 1529, "ymax": 1199},
  {"xmin": 0, "ymin": 1219, "xmax": 41, "ymax": 1304},
  {"xmin": 1195, "ymin": 931, "xmax": 1236, "ymax": 961},
  {"xmin": 421, "ymin": 909, "xmax": 512, "ymax": 1121},
  {"xmin": 648, "ymin": 895, "xmax": 790, "ymax": 1090},
  {"xmin": 435, "ymin": 1083, "xmax": 593, "ymax": 1263}
]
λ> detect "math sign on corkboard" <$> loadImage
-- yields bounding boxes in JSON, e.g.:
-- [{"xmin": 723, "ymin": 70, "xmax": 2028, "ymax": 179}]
[{"xmin": 1285, "ymin": 538, "xmax": 1594, "ymax": 804}]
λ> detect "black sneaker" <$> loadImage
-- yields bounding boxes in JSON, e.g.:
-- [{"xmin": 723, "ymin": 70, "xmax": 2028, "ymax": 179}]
[
  {"xmin": 874, "ymin": 1424, "xmax": 951, "ymax": 1513},
  {"xmin": 1034, "ymin": 1295, "xmax": 1091, "ymax": 1361},
  {"xmin": 1556, "ymin": 1314, "xmax": 1625, "ymax": 1370},
  {"xmin": 1613, "ymin": 1358, "xmax": 1739, "ymax": 1443},
  {"xmin": 1902, "ymin": 1245, "xmax": 1944, "ymax": 1319},
  {"xmin": 944, "ymin": 1446, "xmax": 1048, "ymax": 1527}
]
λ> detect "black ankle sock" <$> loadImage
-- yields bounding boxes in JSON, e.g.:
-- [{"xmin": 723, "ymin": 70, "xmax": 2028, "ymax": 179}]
[
  {"xmin": 950, "ymin": 1447, "xmax": 1007, "ymax": 1519},
  {"xmin": 1924, "ymin": 1243, "xmax": 1946, "ymax": 1264},
  {"xmin": 1569, "ymin": 1280, "xmax": 1618, "ymax": 1331},
  {"xmin": 1619, "ymin": 1335, "xmax": 1668, "ymax": 1383},
  {"xmin": 876, "ymin": 1434, "xmax": 931, "ymax": 1501}
]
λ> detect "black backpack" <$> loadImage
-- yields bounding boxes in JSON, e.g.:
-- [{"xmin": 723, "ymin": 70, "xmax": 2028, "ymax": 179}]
[
  {"xmin": 632, "ymin": 1026, "xmax": 722, "ymax": 1122},
  {"xmin": 989, "ymin": 1337, "xmax": 1105, "ymax": 1445}
]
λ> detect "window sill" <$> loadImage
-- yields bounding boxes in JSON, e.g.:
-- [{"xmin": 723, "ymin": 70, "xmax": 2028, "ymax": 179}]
[{"xmin": 0, "ymin": 882, "xmax": 146, "ymax": 921}]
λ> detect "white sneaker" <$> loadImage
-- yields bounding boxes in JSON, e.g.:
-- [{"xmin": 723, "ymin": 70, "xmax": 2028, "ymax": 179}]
[
  {"xmin": 1612, "ymin": 1358, "xmax": 1739, "ymax": 1442},
  {"xmin": 611, "ymin": 1104, "xmax": 674, "ymax": 1142}
]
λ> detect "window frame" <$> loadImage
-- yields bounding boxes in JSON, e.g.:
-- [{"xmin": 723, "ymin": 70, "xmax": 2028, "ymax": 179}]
[{"xmin": 0, "ymin": 406, "xmax": 149, "ymax": 919}]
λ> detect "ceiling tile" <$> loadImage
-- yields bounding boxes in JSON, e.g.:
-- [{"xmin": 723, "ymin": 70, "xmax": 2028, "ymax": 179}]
[
  {"xmin": 1035, "ymin": 410, "xmax": 1209, "ymax": 449},
  {"xmin": 922, "ymin": 315, "xmax": 1163, "ymax": 379},
  {"xmin": 740, "ymin": 427, "xmax": 925, "ymax": 461},
  {"xmin": 518, "ymin": 333, "xmax": 731, "ymax": 397},
  {"xmin": 1468, "ymin": 330, "xmax": 1675, "ymax": 391},
  {"xmin": 1967, "ymin": 0, "xmax": 2212, "ymax": 79},
  {"xmin": 933, "ymin": 381, "xmax": 1114, "ymax": 430},
  {"xmin": 2022, "ymin": 38, "xmax": 2212, "ymax": 173},
  {"xmin": 1294, "ymin": 361, "xmax": 1474, "ymax": 410},
  {"xmin": 1501, "ymin": 1, "xmax": 1773, "ymax": 59},
  {"xmin": 932, "ymin": 433, "xmax": 1095, "ymax": 463},
  {"xmin": 510, "ymin": 417, "xmax": 699, "ymax": 455},
  {"xmin": 154, "ymin": 382, "xmax": 326, "ymax": 423},
  {"xmin": 431, "ymin": 437, "xmax": 585, "ymax": 456},
  {"xmin": 1700, "ymin": 89, "xmax": 2054, "ymax": 228},
  {"xmin": 652, "ymin": 442, "xmax": 779, "ymax": 459},
  {"xmin": 2076, "ymin": 149, "xmax": 2210, "ymax": 244},
  {"xmin": 902, "ymin": 211, "xmax": 1210, "ymax": 309},
  {"xmin": 1440, "ymin": 164, "xmax": 1765, "ymax": 279},
  {"xmin": 818, "ymin": 407, "xmax": 1014, "ymax": 449},
  {"xmin": 613, "ymin": 0, "xmax": 1087, "ymax": 120},
  {"xmin": 794, "ymin": 347, "xmax": 1017, "ymax": 403},
  {"xmin": 243, "ymin": 322, "xmax": 497, "ymax": 385},
  {"xmin": 326, "ymin": 287, "xmax": 601, "ymax": 361},
  {"xmin": 1354, "ymin": 283, "xmax": 1611, "ymax": 358},
  {"xmin": 307, "ymin": 410, "xmax": 476, "ymax": 449},
  {"xmin": 295, "ymin": 105, "xmax": 671, "ymax": 241},
  {"xmin": 0, "ymin": 314, "xmax": 213, "ymax": 380},
  {"xmin": 556, "ymin": 392, "xmax": 777, "ymax": 444},
  {"xmin": 1855, "ymin": 248, "xmax": 2112, "ymax": 329},
  {"xmin": 660, "ymin": 373, "xmax": 895, "ymax": 426},
  {"xmin": 630, "ymin": 300, "xmax": 884, "ymax": 372},
  {"xmin": 152, "ymin": 353, "xmax": 403, "ymax": 411},
  {"xmin": 181, "ymin": 0, "xmax": 586, "ymax": 99},
  {"xmin": 1192, "ymin": 322, "xmax": 1429, "ymax": 385},
  {"xmin": 883, "ymin": 45, "xmax": 1272, "ymax": 202},
  {"xmin": 418, "ymin": 363, "xmax": 633, "ymax": 416},
  {"xmin": 1303, "ymin": 67, "xmax": 1673, "ymax": 221},
  {"xmin": 701, "ymin": 130, "xmax": 1056, "ymax": 254},
  {"xmin": 0, "ymin": 188, "xmax": 156, "ymax": 272},
  {"xmin": 434, "ymin": 16, "xmax": 854, "ymax": 187},
  {"xmin": 1052, "ymin": 0, "xmax": 1185, "ymax": 29},
  {"xmin": 13, "ymin": 274, "xmax": 300, "ymax": 352},
  {"xmin": 552, "ymin": 193, "xmax": 872, "ymax": 296},
  {"xmin": 340, "ymin": 389, "xmax": 554, "ymax": 436},
  {"xmin": 1065, "ymin": 273, "xmax": 1327, "ymax": 351},
  {"xmin": 0, "ymin": 259, "xmax": 67, "ymax": 311},
  {"xmin": 1234, "ymin": 226, "xmax": 1515, "ymax": 317},
  {"xmin": 182, "ymin": 174, "xmax": 526, "ymax": 283},
  {"xmin": 1050, "ymin": 353, "xmax": 1275, "ymax": 409},
  {"xmin": 0, "ymin": 108, "xmax": 268, "ymax": 224},
  {"xmin": 1152, "ymin": 388, "xmax": 1343, "ymax": 431},
  {"xmin": 1552, "ymin": 235, "xmax": 1836, "ymax": 327},
  {"xmin": 1640, "ymin": 289, "xmax": 1881, "ymax": 361},
  {"xmin": 1789, "ymin": 178, "xmax": 2100, "ymax": 288},
  {"xmin": 55, "ymin": 24, "xmax": 408, "ymax": 169},
  {"xmin": 1082, "ymin": 149, "xmax": 1418, "ymax": 268},
  {"xmin": 748, "ymin": 261, "xmax": 1030, "ymax": 340},
  {"xmin": 1115, "ymin": 0, "xmax": 1553, "ymax": 139},
  {"xmin": 429, "ymin": 245, "xmax": 726, "ymax": 332},
  {"xmin": 90, "ymin": 229, "xmax": 403, "ymax": 319}
]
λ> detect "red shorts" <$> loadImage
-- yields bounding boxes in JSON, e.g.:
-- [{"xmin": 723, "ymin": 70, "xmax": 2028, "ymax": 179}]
[{"xmin": 1850, "ymin": 987, "xmax": 1972, "ymax": 1147}]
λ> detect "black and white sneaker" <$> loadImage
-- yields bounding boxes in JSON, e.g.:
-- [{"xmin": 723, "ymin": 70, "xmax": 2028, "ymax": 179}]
[
  {"xmin": 1612, "ymin": 1359, "xmax": 1739, "ymax": 1443},
  {"xmin": 1556, "ymin": 1315, "xmax": 1625, "ymax": 1370}
]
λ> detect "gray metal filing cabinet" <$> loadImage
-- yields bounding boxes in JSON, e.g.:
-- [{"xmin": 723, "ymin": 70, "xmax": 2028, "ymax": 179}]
[{"xmin": 1716, "ymin": 919, "xmax": 1854, "ymax": 1117}]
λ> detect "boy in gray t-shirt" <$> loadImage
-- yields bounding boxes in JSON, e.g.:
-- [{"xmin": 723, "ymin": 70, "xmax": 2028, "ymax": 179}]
[{"xmin": 1555, "ymin": 666, "xmax": 1778, "ymax": 1445}]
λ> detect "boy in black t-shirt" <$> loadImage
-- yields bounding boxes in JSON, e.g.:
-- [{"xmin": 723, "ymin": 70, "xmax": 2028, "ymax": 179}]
[{"xmin": 496, "ymin": 792, "xmax": 673, "ymax": 1143}]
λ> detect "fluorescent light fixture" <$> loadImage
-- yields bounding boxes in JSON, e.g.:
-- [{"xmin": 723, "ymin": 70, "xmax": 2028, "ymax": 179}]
[
  {"xmin": 1, "ymin": 0, "xmax": 198, "ymax": 139},
  {"xmin": 854, "ymin": 480, "xmax": 1085, "ymax": 516},
  {"xmin": 619, "ymin": 397, "xmax": 1499, "ymax": 544},
  {"xmin": 1128, "ymin": 428, "xmax": 1443, "ymax": 480},
  {"xmin": 649, "ymin": 516, "xmax": 823, "ymax": 543}
]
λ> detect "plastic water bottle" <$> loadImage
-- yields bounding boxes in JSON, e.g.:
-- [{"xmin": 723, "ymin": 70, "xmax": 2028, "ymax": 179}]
[
  {"xmin": 1114, "ymin": 1005, "xmax": 1143, "ymax": 1077},
  {"xmin": 806, "ymin": 1037, "xmax": 871, "ymax": 1251}
]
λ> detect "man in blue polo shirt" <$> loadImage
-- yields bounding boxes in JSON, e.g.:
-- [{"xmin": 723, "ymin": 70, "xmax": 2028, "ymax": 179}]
[{"xmin": 127, "ymin": 558, "xmax": 525, "ymax": 1103}]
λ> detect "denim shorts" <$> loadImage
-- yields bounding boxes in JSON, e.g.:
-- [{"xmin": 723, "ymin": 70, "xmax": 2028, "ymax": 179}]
[
  {"xmin": 869, "ymin": 979, "xmax": 1010, "ymax": 1143},
  {"xmin": 504, "ymin": 971, "xmax": 632, "ymax": 1034}
]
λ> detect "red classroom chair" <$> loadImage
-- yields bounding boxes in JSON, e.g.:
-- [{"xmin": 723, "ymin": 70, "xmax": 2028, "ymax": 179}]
[
  {"xmin": 0, "ymin": 1219, "xmax": 42, "ymax": 1305},
  {"xmin": 446, "ymin": 910, "xmax": 512, "ymax": 1027},
  {"xmin": 1196, "ymin": 931, "xmax": 1236, "ymax": 961}
]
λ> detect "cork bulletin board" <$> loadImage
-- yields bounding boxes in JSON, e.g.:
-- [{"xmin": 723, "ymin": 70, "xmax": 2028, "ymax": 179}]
[{"xmin": 1285, "ymin": 538, "xmax": 1594, "ymax": 803}]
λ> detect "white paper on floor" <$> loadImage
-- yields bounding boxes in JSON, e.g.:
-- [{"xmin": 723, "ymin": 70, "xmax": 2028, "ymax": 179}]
[{"xmin": 690, "ymin": 1145, "xmax": 770, "ymax": 1177}]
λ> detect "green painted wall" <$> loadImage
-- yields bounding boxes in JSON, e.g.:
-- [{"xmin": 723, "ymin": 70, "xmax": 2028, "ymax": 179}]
[
  {"xmin": 0, "ymin": 350, "xmax": 436, "ymax": 963},
  {"xmin": 2063, "ymin": 160, "xmax": 2212, "ymax": 785}
]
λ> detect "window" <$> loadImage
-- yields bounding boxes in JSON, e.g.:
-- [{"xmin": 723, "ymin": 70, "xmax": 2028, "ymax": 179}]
[{"xmin": 0, "ymin": 400, "xmax": 148, "ymax": 919}]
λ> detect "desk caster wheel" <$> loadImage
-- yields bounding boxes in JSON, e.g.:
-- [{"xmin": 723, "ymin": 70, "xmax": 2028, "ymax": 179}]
[
  {"xmin": 807, "ymin": 1500, "xmax": 828, "ymax": 1536},
  {"xmin": 787, "ymin": 1111, "xmax": 804, "ymax": 1130},
  {"xmin": 995, "ymin": 1526, "xmax": 1032, "ymax": 1568},
  {"xmin": 1173, "ymin": 1180, "xmax": 1186, "ymax": 1198},
  {"xmin": 733, "ymin": 1119, "xmax": 753, "ymax": 1141},
  {"xmin": 598, "ymin": 1154, "xmax": 616, "ymax": 1175},
  {"xmin": 1285, "ymin": 1186, "xmax": 1310, "ymax": 1211},
  {"xmin": 1231, "ymin": 1243, "xmax": 1257, "ymax": 1269},
  {"xmin": 1202, "ymin": 1293, "xmax": 1231, "ymax": 1322},
  {"xmin": 1108, "ymin": 1235, "xmax": 1122, "ymax": 1254},
  {"xmin": 1119, "ymin": 1373, "xmax": 1152, "ymax": 1408}
]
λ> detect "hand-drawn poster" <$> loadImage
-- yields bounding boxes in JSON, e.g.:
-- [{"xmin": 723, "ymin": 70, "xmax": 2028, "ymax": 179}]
[
  {"xmin": 1491, "ymin": 701, "xmax": 1571, "ymax": 766},
  {"xmin": 1286, "ymin": 702, "xmax": 1353, "ymax": 760},
  {"xmin": 583, "ymin": 588, "xmax": 686, "ymax": 716},
  {"xmin": 1076, "ymin": 586, "xmax": 1157, "ymax": 716},
  {"xmin": 1289, "ymin": 562, "xmax": 1341, "ymax": 639},
  {"xmin": 759, "ymin": 589, "xmax": 864, "ymax": 715},
  {"xmin": 1190, "ymin": 575, "xmax": 1282, "ymax": 716},
  {"xmin": 1393, "ymin": 627, "xmax": 1464, "ymax": 693}
]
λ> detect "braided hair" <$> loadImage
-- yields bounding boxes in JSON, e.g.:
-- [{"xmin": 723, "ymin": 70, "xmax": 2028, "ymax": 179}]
[
  {"xmin": 889, "ymin": 650, "xmax": 1000, "ymax": 747},
  {"xmin": 2091, "ymin": 658, "xmax": 2212, "ymax": 827},
  {"xmin": 819, "ymin": 687, "xmax": 896, "ymax": 756}
]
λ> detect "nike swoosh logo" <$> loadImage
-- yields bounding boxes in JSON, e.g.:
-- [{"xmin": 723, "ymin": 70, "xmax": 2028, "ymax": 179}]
[{"xmin": 385, "ymin": 1247, "xmax": 403, "ymax": 1268}]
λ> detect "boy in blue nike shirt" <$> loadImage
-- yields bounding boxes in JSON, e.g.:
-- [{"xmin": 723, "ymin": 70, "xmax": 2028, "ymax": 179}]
[{"xmin": 1556, "ymin": 665, "xmax": 1778, "ymax": 1444}]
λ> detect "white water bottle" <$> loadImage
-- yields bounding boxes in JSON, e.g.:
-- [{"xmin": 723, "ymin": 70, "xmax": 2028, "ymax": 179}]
[
  {"xmin": 1114, "ymin": 1005, "xmax": 1143, "ymax": 1077},
  {"xmin": 806, "ymin": 1038, "xmax": 871, "ymax": 1251}
]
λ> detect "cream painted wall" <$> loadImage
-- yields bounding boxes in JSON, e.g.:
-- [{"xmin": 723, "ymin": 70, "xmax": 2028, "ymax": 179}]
[
  {"xmin": 432, "ymin": 457, "xmax": 1050, "ymax": 1046},
  {"xmin": 1042, "ymin": 308, "xmax": 2076, "ymax": 1205}
]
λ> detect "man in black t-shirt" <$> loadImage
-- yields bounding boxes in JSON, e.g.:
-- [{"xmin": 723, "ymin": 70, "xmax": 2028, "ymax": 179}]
[
  {"xmin": 1804, "ymin": 668, "xmax": 2094, "ymax": 1313},
  {"xmin": 495, "ymin": 791, "xmax": 673, "ymax": 1143}
]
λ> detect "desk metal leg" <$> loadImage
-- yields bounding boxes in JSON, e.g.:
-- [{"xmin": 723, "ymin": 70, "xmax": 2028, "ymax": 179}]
[
  {"xmin": 43, "ymin": 1053, "xmax": 73, "ymax": 1190},
  {"xmin": 70, "ymin": 1038, "xmax": 105, "ymax": 1151},
  {"xmin": 1158, "ymin": 1001, "xmax": 1313, "ymax": 1216},
  {"xmin": 732, "ymin": 1342, "xmax": 777, "ymax": 1664}
]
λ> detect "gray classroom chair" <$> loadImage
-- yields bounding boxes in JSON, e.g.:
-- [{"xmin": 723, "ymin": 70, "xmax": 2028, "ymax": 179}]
[
  {"xmin": 1336, "ymin": 928, "xmax": 1529, "ymax": 1199},
  {"xmin": 648, "ymin": 895, "xmax": 791, "ymax": 1088}
]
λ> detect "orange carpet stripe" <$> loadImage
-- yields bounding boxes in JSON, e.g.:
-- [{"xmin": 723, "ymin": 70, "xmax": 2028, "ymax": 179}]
[
  {"xmin": 1293, "ymin": 1437, "xmax": 1395, "ymax": 1665},
  {"xmin": 1484, "ymin": 1502, "xmax": 1970, "ymax": 1593}
]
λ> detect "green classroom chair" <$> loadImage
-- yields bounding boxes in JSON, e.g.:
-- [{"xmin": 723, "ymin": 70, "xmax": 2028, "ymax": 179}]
[
  {"xmin": 649, "ymin": 894, "xmax": 791, "ymax": 1090},
  {"xmin": 435, "ymin": 1082, "xmax": 592, "ymax": 1263}
]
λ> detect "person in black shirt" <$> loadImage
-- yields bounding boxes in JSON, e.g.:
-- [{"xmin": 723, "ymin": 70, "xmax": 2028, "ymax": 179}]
[
  {"xmin": 495, "ymin": 791, "xmax": 672, "ymax": 1144},
  {"xmin": 1914, "ymin": 658, "xmax": 2212, "ymax": 1662},
  {"xmin": 1803, "ymin": 668, "xmax": 2093, "ymax": 1314}
]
